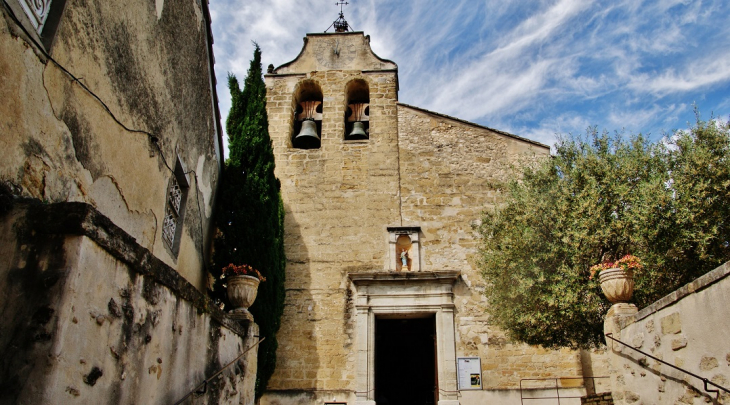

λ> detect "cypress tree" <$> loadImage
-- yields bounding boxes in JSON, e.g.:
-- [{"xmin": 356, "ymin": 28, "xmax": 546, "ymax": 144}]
[{"xmin": 212, "ymin": 44, "xmax": 285, "ymax": 398}]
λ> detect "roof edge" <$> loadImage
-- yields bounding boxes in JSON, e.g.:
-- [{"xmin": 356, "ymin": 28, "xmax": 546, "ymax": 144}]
[
  {"xmin": 397, "ymin": 103, "xmax": 550, "ymax": 149},
  {"xmin": 272, "ymin": 32, "xmax": 397, "ymax": 75},
  {"xmin": 200, "ymin": 0, "xmax": 225, "ymax": 165}
]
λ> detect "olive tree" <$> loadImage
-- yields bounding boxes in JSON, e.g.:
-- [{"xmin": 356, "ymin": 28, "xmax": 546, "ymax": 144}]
[{"xmin": 477, "ymin": 113, "xmax": 730, "ymax": 348}]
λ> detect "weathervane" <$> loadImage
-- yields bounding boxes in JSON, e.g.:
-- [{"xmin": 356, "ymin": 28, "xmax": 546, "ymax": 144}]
[{"xmin": 326, "ymin": 0, "xmax": 352, "ymax": 32}]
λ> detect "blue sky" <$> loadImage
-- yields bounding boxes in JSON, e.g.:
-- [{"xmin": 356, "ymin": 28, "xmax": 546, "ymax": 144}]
[{"xmin": 209, "ymin": 0, "xmax": 730, "ymax": 152}]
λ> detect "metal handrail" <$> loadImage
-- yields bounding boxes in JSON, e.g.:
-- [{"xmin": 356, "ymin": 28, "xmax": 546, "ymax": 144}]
[
  {"xmin": 519, "ymin": 376, "xmax": 610, "ymax": 405},
  {"xmin": 605, "ymin": 333, "xmax": 729, "ymax": 399},
  {"xmin": 173, "ymin": 337, "xmax": 265, "ymax": 405}
]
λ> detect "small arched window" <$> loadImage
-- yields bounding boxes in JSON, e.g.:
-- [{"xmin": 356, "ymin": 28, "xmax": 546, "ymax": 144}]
[
  {"xmin": 344, "ymin": 79, "xmax": 369, "ymax": 140},
  {"xmin": 291, "ymin": 80, "xmax": 323, "ymax": 149}
]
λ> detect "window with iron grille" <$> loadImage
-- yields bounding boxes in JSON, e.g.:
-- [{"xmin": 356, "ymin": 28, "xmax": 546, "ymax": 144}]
[
  {"xmin": 6, "ymin": 0, "xmax": 66, "ymax": 49},
  {"xmin": 17, "ymin": 0, "xmax": 53, "ymax": 33},
  {"xmin": 162, "ymin": 157, "xmax": 189, "ymax": 254}
]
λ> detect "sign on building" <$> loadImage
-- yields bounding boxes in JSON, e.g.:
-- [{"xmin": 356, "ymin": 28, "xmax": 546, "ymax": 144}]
[{"xmin": 457, "ymin": 357, "xmax": 482, "ymax": 390}]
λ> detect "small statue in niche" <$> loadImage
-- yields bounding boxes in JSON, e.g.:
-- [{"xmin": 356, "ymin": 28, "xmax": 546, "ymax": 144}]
[{"xmin": 395, "ymin": 234, "xmax": 413, "ymax": 271}]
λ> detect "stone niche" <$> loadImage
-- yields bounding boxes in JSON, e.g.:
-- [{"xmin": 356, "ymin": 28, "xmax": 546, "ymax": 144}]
[{"xmin": 387, "ymin": 226, "xmax": 421, "ymax": 272}]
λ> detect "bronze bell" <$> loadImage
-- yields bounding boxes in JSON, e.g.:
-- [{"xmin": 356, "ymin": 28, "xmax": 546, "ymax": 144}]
[
  {"xmin": 293, "ymin": 119, "xmax": 320, "ymax": 149},
  {"xmin": 347, "ymin": 121, "xmax": 368, "ymax": 140}
]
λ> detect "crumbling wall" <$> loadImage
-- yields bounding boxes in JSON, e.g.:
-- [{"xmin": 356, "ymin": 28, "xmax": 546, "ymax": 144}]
[
  {"xmin": 0, "ymin": 202, "xmax": 257, "ymax": 404},
  {"xmin": 0, "ymin": 0, "xmax": 221, "ymax": 290}
]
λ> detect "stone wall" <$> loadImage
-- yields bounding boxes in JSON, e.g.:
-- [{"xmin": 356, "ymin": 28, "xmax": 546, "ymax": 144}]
[
  {"xmin": 0, "ymin": 0, "xmax": 222, "ymax": 290},
  {"xmin": 605, "ymin": 261, "xmax": 730, "ymax": 404},
  {"xmin": 0, "ymin": 201, "xmax": 257, "ymax": 404},
  {"xmin": 459, "ymin": 387, "xmax": 590, "ymax": 405},
  {"xmin": 581, "ymin": 393, "xmax": 614, "ymax": 405}
]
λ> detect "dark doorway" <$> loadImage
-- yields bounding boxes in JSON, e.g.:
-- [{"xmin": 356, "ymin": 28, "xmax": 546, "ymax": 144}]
[{"xmin": 375, "ymin": 315, "xmax": 436, "ymax": 405}]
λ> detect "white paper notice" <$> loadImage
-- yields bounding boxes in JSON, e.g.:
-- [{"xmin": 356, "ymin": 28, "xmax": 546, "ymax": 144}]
[{"xmin": 457, "ymin": 357, "xmax": 482, "ymax": 390}]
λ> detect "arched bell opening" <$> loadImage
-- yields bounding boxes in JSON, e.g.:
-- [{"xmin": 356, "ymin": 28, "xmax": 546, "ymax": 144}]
[
  {"xmin": 292, "ymin": 80, "xmax": 323, "ymax": 149},
  {"xmin": 344, "ymin": 79, "xmax": 369, "ymax": 140}
]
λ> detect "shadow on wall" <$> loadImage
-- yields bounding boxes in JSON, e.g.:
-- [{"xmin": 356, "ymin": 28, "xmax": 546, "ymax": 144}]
[{"xmin": 261, "ymin": 203, "xmax": 319, "ymax": 397}]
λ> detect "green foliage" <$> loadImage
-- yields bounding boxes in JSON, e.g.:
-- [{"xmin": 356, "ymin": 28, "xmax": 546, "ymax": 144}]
[
  {"xmin": 477, "ymin": 112, "xmax": 730, "ymax": 349},
  {"xmin": 211, "ymin": 44, "xmax": 285, "ymax": 398}
]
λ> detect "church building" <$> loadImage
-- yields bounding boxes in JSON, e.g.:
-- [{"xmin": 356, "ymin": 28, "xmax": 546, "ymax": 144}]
[{"xmin": 261, "ymin": 14, "xmax": 609, "ymax": 405}]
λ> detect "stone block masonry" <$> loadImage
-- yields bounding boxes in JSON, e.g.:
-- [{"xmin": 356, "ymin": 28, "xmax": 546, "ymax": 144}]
[
  {"xmin": 581, "ymin": 393, "xmax": 614, "ymax": 405},
  {"xmin": 397, "ymin": 105, "xmax": 589, "ymax": 390},
  {"xmin": 263, "ymin": 34, "xmax": 401, "ymax": 399}
]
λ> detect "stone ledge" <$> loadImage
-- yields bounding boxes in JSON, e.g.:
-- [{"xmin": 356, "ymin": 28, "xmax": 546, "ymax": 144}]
[
  {"xmin": 9, "ymin": 200, "xmax": 248, "ymax": 336},
  {"xmin": 342, "ymin": 139, "xmax": 370, "ymax": 145},
  {"xmin": 386, "ymin": 226, "xmax": 421, "ymax": 233},
  {"xmin": 348, "ymin": 270, "xmax": 461, "ymax": 285},
  {"xmin": 634, "ymin": 260, "xmax": 730, "ymax": 323}
]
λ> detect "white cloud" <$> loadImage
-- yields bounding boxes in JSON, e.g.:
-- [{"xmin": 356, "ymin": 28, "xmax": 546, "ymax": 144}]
[
  {"xmin": 630, "ymin": 54, "xmax": 730, "ymax": 95},
  {"xmin": 607, "ymin": 103, "xmax": 689, "ymax": 134}
]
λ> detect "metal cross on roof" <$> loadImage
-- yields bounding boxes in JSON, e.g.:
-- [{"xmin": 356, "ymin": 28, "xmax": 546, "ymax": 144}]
[{"xmin": 327, "ymin": 1, "xmax": 352, "ymax": 32}]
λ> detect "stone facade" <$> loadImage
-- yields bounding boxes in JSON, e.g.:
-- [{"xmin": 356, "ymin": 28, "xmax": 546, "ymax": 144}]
[
  {"xmin": 1, "ymin": 0, "xmax": 222, "ymax": 290},
  {"xmin": 604, "ymin": 261, "xmax": 730, "ymax": 405},
  {"xmin": 262, "ymin": 31, "xmax": 608, "ymax": 404}
]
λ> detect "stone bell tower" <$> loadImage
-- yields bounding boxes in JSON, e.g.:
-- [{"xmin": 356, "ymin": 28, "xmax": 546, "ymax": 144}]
[
  {"xmin": 263, "ymin": 27, "xmax": 410, "ymax": 404},
  {"xmin": 263, "ymin": 26, "xmax": 465, "ymax": 403}
]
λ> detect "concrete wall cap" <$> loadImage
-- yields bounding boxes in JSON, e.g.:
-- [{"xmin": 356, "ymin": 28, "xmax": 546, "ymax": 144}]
[{"xmin": 632, "ymin": 260, "xmax": 730, "ymax": 324}]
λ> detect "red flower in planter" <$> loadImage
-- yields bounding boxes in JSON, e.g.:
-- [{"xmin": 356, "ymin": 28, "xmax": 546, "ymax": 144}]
[
  {"xmin": 589, "ymin": 254, "xmax": 642, "ymax": 279},
  {"xmin": 222, "ymin": 263, "xmax": 266, "ymax": 282}
]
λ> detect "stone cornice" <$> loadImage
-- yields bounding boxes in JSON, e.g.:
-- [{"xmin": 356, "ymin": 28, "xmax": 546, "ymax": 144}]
[{"xmin": 348, "ymin": 270, "xmax": 460, "ymax": 285}]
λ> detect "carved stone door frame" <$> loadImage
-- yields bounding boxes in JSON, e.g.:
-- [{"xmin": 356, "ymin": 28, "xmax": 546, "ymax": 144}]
[{"xmin": 349, "ymin": 271, "xmax": 461, "ymax": 405}]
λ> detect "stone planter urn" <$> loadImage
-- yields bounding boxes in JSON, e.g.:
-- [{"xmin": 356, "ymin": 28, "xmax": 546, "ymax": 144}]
[
  {"xmin": 227, "ymin": 275, "xmax": 260, "ymax": 321},
  {"xmin": 598, "ymin": 268, "xmax": 634, "ymax": 303}
]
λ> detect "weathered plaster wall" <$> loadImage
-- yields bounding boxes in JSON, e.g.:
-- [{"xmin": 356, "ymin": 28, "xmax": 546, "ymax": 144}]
[
  {"xmin": 0, "ymin": 0, "xmax": 221, "ymax": 290},
  {"xmin": 605, "ymin": 261, "xmax": 730, "ymax": 405},
  {"xmin": 0, "ymin": 202, "xmax": 256, "ymax": 404}
]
